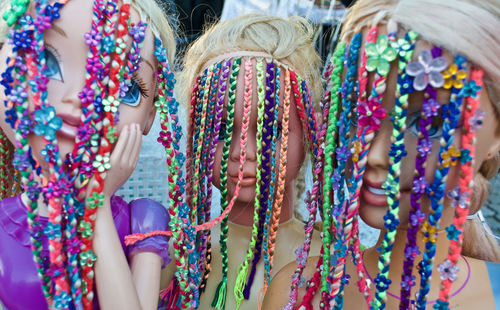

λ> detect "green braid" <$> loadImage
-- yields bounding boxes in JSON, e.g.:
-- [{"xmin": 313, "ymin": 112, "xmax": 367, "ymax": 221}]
[
  {"xmin": 234, "ymin": 59, "xmax": 266, "ymax": 309},
  {"xmin": 212, "ymin": 58, "xmax": 241, "ymax": 309}
]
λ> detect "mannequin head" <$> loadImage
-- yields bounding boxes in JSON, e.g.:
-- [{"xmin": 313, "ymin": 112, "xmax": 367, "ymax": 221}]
[
  {"xmin": 313, "ymin": 0, "xmax": 500, "ymax": 307},
  {"xmin": 0, "ymin": 0, "xmax": 178, "ymax": 307},
  {"xmin": 174, "ymin": 14, "xmax": 322, "ymax": 307}
]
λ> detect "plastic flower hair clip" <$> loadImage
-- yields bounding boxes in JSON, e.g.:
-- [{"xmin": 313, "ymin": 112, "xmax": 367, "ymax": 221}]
[
  {"xmin": 442, "ymin": 64, "xmax": 467, "ymax": 89},
  {"xmin": 365, "ymin": 34, "xmax": 398, "ymax": 76},
  {"xmin": 406, "ymin": 49, "xmax": 448, "ymax": 91}
]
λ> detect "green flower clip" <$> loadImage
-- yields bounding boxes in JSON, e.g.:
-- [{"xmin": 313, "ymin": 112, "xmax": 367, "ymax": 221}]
[
  {"xmin": 365, "ymin": 34, "xmax": 398, "ymax": 76},
  {"xmin": 93, "ymin": 154, "xmax": 111, "ymax": 172},
  {"xmin": 103, "ymin": 95, "xmax": 119, "ymax": 113}
]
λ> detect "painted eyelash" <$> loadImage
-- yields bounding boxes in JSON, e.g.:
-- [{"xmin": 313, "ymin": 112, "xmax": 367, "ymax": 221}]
[
  {"xmin": 132, "ymin": 72, "xmax": 149, "ymax": 98},
  {"xmin": 44, "ymin": 43, "xmax": 64, "ymax": 81}
]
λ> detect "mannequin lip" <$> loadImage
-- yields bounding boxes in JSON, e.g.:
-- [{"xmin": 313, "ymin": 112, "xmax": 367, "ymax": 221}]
[
  {"xmin": 229, "ymin": 172, "xmax": 257, "ymax": 187},
  {"xmin": 57, "ymin": 113, "xmax": 80, "ymax": 139},
  {"xmin": 58, "ymin": 113, "xmax": 81, "ymax": 126},
  {"xmin": 361, "ymin": 178, "xmax": 387, "ymax": 207}
]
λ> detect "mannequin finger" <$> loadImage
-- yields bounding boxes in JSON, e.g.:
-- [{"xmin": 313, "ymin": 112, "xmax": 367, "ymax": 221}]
[
  {"xmin": 110, "ymin": 124, "xmax": 130, "ymax": 164},
  {"xmin": 129, "ymin": 124, "xmax": 143, "ymax": 166},
  {"xmin": 121, "ymin": 123, "xmax": 140, "ymax": 166}
]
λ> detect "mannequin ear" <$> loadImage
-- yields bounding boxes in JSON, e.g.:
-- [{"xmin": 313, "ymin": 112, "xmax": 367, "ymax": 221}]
[
  {"xmin": 143, "ymin": 105, "xmax": 157, "ymax": 135},
  {"xmin": 485, "ymin": 137, "xmax": 500, "ymax": 161}
]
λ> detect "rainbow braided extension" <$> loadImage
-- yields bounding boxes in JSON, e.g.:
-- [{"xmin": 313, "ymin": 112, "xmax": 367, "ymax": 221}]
[
  {"xmin": 324, "ymin": 32, "xmax": 362, "ymax": 310},
  {"xmin": 242, "ymin": 60, "xmax": 276, "ymax": 299},
  {"xmin": 297, "ymin": 43, "xmax": 342, "ymax": 310},
  {"xmin": 199, "ymin": 62, "xmax": 223, "ymax": 295},
  {"xmin": 262, "ymin": 63, "xmax": 281, "ymax": 290},
  {"xmin": 371, "ymin": 29, "xmax": 406, "ymax": 310},
  {"xmin": 209, "ymin": 58, "xmax": 232, "ymax": 309},
  {"xmin": 398, "ymin": 42, "xmax": 438, "ymax": 310},
  {"xmin": 415, "ymin": 56, "xmax": 468, "ymax": 310},
  {"xmin": 234, "ymin": 58, "xmax": 266, "ymax": 309},
  {"xmin": 262, "ymin": 66, "xmax": 290, "ymax": 294},
  {"xmin": 284, "ymin": 69, "xmax": 321, "ymax": 310},
  {"xmin": 435, "ymin": 69, "xmax": 483, "ymax": 310}
]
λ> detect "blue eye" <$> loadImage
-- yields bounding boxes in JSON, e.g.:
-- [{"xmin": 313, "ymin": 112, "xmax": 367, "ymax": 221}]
[
  {"xmin": 407, "ymin": 113, "xmax": 443, "ymax": 140},
  {"xmin": 44, "ymin": 47, "xmax": 63, "ymax": 81},
  {"xmin": 120, "ymin": 79, "xmax": 141, "ymax": 107},
  {"xmin": 218, "ymin": 121, "xmax": 227, "ymax": 141}
]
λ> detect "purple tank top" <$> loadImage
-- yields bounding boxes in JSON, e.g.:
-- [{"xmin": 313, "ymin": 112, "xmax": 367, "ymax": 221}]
[{"xmin": 0, "ymin": 195, "xmax": 170, "ymax": 310}]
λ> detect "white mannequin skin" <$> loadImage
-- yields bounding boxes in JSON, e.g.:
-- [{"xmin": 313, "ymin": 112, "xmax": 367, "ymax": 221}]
[
  {"xmin": 263, "ymin": 41, "xmax": 500, "ymax": 309},
  {"xmin": 0, "ymin": 0, "xmax": 165, "ymax": 309}
]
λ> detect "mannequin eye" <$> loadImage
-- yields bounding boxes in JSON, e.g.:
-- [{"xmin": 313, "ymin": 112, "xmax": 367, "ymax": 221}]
[
  {"xmin": 120, "ymin": 79, "xmax": 141, "ymax": 106},
  {"xmin": 407, "ymin": 113, "xmax": 443, "ymax": 140},
  {"xmin": 218, "ymin": 120, "xmax": 227, "ymax": 140},
  {"xmin": 276, "ymin": 121, "xmax": 282, "ymax": 140},
  {"xmin": 44, "ymin": 47, "xmax": 63, "ymax": 81},
  {"xmin": 120, "ymin": 77, "xmax": 147, "ymax": 107}
]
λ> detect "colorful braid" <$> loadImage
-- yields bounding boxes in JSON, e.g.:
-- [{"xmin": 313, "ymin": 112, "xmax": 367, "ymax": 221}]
[
  {"xmin": 242, "ymin": 60, "xmax": 276, "ymax": 299},
  {"xmin": 435, "ymin": 69, "xmax": 483, "ymax": 310},
  {"xmin": 283, "ymin": 70, "xmax": 322, "ymax": 310},
  {"xmin": 210, "ymin": 57, "xmax": 246, "ymax": 309},
  {"xmin": 234, "ymin": 58, "xmax": 266, "ymax": 309},
  {"xmin": 262, "ymin": 66, "xmax": 290, "ymax": 294},
  {"xmin": 3, "ymin": 0, "xmax": 68, "ymax": 304},
  {"xmin": 325, "ymin": 32, "xmax": 362, "ymax": 310},
  {"xmin": 208, "ymin": 58, "xmax": 231, "ymax": 308},
  {"xmin": 298, "ymin": 43, "xmax": 342, "ymax": 310},
  {"xmin": 199, "ymin": 62, "xmax": 224, "ymax": 295},
  {"xmin": 370, "ymin": 28, "xmax": 405, "ymax": 310},
  {"xmin": 398, "ymin": 47, "xmax": 438, "ymax": 310},
  {"xmin": 415, "ymin": 56, "xmax": 468, "ymax": 310}
]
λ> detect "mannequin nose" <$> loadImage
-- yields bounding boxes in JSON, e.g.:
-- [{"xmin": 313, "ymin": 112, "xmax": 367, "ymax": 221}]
[
  {"xmin": 366, "ymin": 118, "xmax": 392, "ymax": 171},
  {"xmin": 230, "ymin": 129, "xmax": 257, "ymax": 162},
  {"xmin": 62, "ymin": 82, "xmax": 85, "ymax": 110}
]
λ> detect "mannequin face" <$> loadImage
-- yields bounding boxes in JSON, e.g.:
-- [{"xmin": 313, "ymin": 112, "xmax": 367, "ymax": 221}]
[
  {"xmin": 211, "ymin": 63, "xmax": 306, "ymax": 206},
  {"xmin": 0, "ymin": 0, "xmax": 157, "ymax": 172},
  {"xmin": 359, "ymin": 47, "xmax": 500, "ymax": 230}
]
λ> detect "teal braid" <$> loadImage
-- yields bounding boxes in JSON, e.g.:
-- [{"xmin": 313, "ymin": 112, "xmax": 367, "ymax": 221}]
[
  {"xmin": 234, "ymin": 59, "xmax": 266, "ymax": 309},
  {"xmin": 263, "ymin": 64, "xmax": 281, "ymax": 283},
  {"xmin": 212, "ymin": 58, "xmax": 241, "ymax": 309}
]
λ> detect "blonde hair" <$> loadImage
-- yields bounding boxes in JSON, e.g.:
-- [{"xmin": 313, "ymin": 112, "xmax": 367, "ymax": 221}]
[
  {"xmin": 180, "ymin": 14, "xmax": 322, "ymax": 106},
  {"xmin": 344, "ymin": 0, "xmax": 500, "ymax": 113},
  {"xmin": 343, "ymin": 0, "xmax": 500, "ymax": 262}
]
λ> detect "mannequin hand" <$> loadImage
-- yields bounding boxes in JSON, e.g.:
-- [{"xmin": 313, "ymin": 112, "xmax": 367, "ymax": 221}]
[{"xmin": 101, "ymin": 123, "xmax": 143, "ymax": 198}]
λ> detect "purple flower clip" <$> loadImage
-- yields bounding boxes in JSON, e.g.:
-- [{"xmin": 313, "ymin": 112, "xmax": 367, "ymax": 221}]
[{"xmin": 406, "ymin": 50, "xmax": 448, "ymax": 91}]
